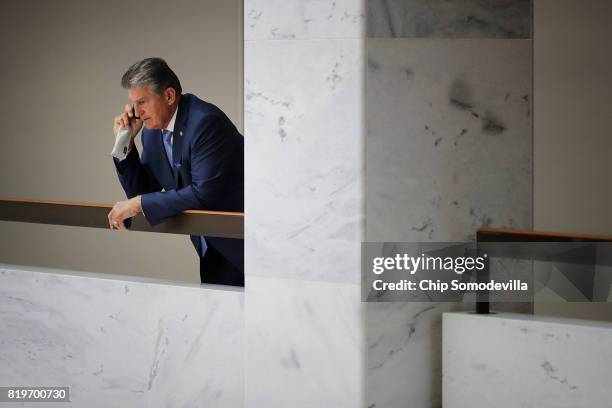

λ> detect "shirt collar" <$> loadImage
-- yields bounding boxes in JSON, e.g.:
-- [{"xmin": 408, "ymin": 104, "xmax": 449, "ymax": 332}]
[{"xmin": 164, "ymin": 105, "xmax": 179, "ymax": 133}]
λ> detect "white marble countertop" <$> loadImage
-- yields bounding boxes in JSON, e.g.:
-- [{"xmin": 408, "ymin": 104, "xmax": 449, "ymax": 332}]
[{"xmin": 445, "ymin": 310, "xmax": 612, "ymax": 330}]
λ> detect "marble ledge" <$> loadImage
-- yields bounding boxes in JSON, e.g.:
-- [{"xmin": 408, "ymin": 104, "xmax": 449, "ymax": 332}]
[
  {"xmin": 445, "ymin": 310, "xmax": 612, "ymax": 330},
  {"xmin": 0, "ymin": 263, "xmax": 244, "ymax": 408},
  {"xmin": 443, "ymin": 311, "xmax": 612, "ymax": 408}
]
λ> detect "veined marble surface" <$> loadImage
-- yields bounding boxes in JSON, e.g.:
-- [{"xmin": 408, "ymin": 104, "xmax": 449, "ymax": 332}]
[
  {"xmin": 245, "ymin": 39, "xmax": 364, "ymax": 283},
  {"xmin": 364, "ymin": 38, "xmax": 532, "ymax": 408},
  {"xmin": 244, "ymin": 275, "xmax": 364, "ymax": 408},
  {"xmin": 146, "ymin": 284, "xmax": 244, "ymax": 407},
  {"xmin": 366, "ymin": 39, "xmax": 532, "ymax": 242},
  {"xmin": 443, "ymin": 312, "xmax": 612, "ymax": 408},
  {"xmin": 368, "ymin": 0, "xmax": 532, "ymax": 38},
  {"xmin": 366, "ymin": 302, "xmax": 465, "ymax": 408},
  {"xmin": 0, "ymin": 265, "xmax": 243, "ymax": 408},
  {"xmin": 245, "ymin": 0, "xmax": 364, "ymax": 40}
]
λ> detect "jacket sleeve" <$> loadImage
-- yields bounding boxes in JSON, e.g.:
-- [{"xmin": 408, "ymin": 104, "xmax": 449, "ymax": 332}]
[
  {"xmin": 113, "ymin": 143, "xmax": 162, "ymax": 199},
  {"xmin": 140, "ymin": 114, "xmax": 237, "ymax": 225}
]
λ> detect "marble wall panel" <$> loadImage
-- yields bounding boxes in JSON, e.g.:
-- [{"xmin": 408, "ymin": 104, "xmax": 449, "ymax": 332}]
[
  {"xmin": 146, "ymin": 285, "xmax": 243, "ymax": 408},
  {"xmin": 443, "ymin": 312, "xmax": 612, "ymax": 408},
  {"xmin": 366, "ymin": 39, "xmax": 532, "ymax": 242},
  {"xmin": 364, "ymin": 37, "xmax": 532, "ymax": 408},
  {"xmin": 245, "ymin": 39, "xmax": 364, "ymax": 282},
  {"xmin": 0, "ymin": 265, "xmax": 243, "ymax": 408},
  {"xmin": 244, "ymin": 276, "xmax": 364, "ymax": 408},
  {"xmin": 245, "ymin": 0, "xmax": 364, "ymax": 40},
  {"xmin": 368, "ymin": 0, "xmax": 532, "ymax": 38},
  {"xmin": 0, "ymin": 266, "xmax": 149, "ymax": 407},
  {"xmin": 366, "ymin": 302, "xmax": 463, "ymax": 408}
]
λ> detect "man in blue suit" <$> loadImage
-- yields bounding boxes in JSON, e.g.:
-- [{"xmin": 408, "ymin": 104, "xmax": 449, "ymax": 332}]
[{"xmin": 108, "ymin": 58, "xmax": 244, "ymax": 286}]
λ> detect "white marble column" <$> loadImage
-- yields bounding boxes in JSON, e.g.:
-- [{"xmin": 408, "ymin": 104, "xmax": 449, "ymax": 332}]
[
  {"xmin": 244, "ymin": 1, "xmax": 533, "ymax": 407},
  {"xmin": 244, "ymin": 1, "xmax": 366, "ymax": 407},
  {"xmin": 365, "ymin": 1, "xmax": 533, "ymax": 407}
]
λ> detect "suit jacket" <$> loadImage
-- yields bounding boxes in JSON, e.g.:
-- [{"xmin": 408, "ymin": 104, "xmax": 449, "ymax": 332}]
[{"xmin": 113, "ymin": 93, "xmax": 244, "ymax": 278}]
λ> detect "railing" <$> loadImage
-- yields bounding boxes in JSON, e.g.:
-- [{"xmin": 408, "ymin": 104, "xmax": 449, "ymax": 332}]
[
  {"xmin": 477, "ymin": 227, "xmax": 612, "ymax": 243},
  {"xmin": 0, "ymin": 197, "xmax": 243, "ymax": 239},
  {"xmin": 475, "ymin": 227, "xmax": 612, "ymax": 314}
]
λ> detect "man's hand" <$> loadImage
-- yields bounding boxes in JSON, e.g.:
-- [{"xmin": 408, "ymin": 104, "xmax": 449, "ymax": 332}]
[
  {"xmin": 108, "ymin": 196, "xmax": 142, "ymax": 230},
  {"xmin": 113, "ymin": 103, "xmax": 143, "ymax": 138}
]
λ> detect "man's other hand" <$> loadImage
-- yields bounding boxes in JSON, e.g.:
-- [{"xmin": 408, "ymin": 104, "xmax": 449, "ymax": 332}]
[{"xmin": 108, "ymin": 196, "xmax": 142, "ymax": 230}]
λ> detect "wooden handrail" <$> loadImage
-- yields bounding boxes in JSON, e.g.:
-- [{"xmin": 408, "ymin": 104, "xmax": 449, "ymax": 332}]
[
  {"xmin": 0, "ymin": 197, "xmax": 243, "ymax": 239},
  {"xmin": 477, "ymin": 227, "xmax": 612, "ymax": 242},
  {"xmin": 474, "ymin": 227, "xmax": 612, "ymax": 314}
]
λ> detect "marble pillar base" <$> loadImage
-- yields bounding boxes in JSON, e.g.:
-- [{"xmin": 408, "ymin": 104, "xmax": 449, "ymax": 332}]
[{"xmin": 245, "ymin": 276, "xmax": 364, "ymax": 408}]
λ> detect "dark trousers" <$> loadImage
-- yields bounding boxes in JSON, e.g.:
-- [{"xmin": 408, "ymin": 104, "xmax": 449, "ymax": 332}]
[{"xmin": 200, "ymin": 237, "xmax": 244, "ymax": 287}]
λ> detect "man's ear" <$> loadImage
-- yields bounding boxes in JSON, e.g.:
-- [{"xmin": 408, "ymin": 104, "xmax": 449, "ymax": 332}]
[{"xmin": 165, "ymin": 87, "xmax": 177, "ymax": 105}]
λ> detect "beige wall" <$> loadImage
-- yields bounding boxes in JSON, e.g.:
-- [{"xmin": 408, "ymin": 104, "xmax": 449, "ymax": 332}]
[
  {"xmin": 534, "ymin": 0, "xmax": 612, "ymax": 235},
  {"xmin": 0, "ymin": 0, "xmax": 243, "ymax": 283},
  {"xmin": 534, "ymin": 0, "xmax": 612, "ymax": 320}
]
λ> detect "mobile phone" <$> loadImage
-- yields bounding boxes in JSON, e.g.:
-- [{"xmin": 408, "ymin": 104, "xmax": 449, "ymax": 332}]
[
  {"xmin": 130, "ymin": 105, "xmax": 140, "ymax": 120},
  {"xmin": 111, "ymin": 105, "xmax": 139, "ymax": 160}
]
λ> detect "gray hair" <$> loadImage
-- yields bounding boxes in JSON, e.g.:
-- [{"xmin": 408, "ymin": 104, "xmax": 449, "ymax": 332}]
[{"xmin": 121, "ymin": 57, "xmax": 182, "ymax": 95}]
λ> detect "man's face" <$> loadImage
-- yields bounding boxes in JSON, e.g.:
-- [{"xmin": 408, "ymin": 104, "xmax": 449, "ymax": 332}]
[{"xmin": 128, "ymin": 85, "xmax": 174, "ymax": 129}]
